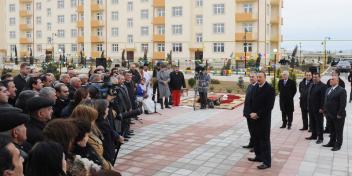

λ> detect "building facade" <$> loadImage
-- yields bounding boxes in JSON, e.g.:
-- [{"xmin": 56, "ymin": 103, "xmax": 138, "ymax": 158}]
[{"xmin": 4, "ymin": 0, "xmax": 282, "ymax": 66}]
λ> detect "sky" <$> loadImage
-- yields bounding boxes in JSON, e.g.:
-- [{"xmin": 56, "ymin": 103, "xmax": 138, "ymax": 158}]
[{"xmin": 281, "ymin": 0, "xmax": 352, "ymax": 52}]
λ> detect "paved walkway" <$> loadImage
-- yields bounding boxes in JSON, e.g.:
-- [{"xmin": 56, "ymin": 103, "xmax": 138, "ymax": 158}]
[{"xmin": 114, "ymin": 76, "xmax": 352, "ymax": 176}]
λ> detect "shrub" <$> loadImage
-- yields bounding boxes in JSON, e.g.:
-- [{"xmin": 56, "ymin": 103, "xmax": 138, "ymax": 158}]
[
  {"xmin": 210, "ymin": 79, "xmax": 220, "ymax": 84},
  {"xmin": 226, "ymin": 88, "xmax": 233, "ymax": 93},
  {"xmin": 188, "ymin": 78, "xmax": 196, "ymax": 88},
  {"xmin": 237, "ymin": 76, "xmax": 244, "ymax": 89},
  {"xmin": 210, "ymin": 86, "xmax": 215, "ymax": 92}
]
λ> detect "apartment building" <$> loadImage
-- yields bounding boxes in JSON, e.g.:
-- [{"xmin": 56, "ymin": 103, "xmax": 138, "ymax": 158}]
[
  {"xmin": 4, "ymin": 0, "xmax": 282, "ymax": 65},
  {"xmin": 0, "ymin": 0, "xmax": 7, "ymax": 58}
]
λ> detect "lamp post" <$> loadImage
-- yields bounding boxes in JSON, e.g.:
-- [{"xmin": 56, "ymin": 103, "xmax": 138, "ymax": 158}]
[
  {"xmin": 244, "ymin": 28, "xmax": 248, "ymax": 75},
  {"xmin": 322, "ymin": 37, "xmax": 331, "ymax": 71},
  {"xmin": 273, "ymin": 48, "xmax": 278, "ymax": 90}
]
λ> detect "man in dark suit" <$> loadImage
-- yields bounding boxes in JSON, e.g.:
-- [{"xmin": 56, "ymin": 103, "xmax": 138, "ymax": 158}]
[
  {"xmin": 323, "ymin": 76, "xmax": 347, "ymax": 151},
  {"xmin": 13, "ymin": 63, "xmax": 30, "ymax": 96},
  {"xmin": 324, "ymin": 69, "xmax": 345, "ymax": 133},
  {"xmin": 248, "ymin": 71, "xmax": 275, "ymax": 170},
  {"xmin": 306, "ymin": 73, "xmax": 327, "ymax": 144},
  {"xmin": 299, "ymin": 72, "xmax": 312, "ymax": 130},
  {"xmin": 242, "ymin": 72, "xmax": 258, "ymax": 149},
  {"xmin": 278, "ymin": 71, "xmax": 297, "ymax": 129}
]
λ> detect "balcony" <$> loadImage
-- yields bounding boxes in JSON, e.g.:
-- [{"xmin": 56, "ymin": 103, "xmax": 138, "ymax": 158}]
[
  {"xmin": 19, "ymin": 10, "xmax": 32, "ymax": 17},
  {"xmin": 77, "ymin": 20, "xmax": 84, "ymax": 27},
  {"xmin": 91, "ymin": 20, "xmax": 104, "ymax": 27},
  {"xmin": 153, "ymin": 0, "xmax": 165, "ymax": 7},
  {"xmin": 235, "ymin": 32, "xmax": 256, "ymax": 41},
  {"xmin": 91, "ymin": 51, "xmax": 100, "ymax": 58},
  {"xmin": 19, "ymin": 0, "xmax": 32, "ymax": 3},
  {"xmin": 235, "ymin": 0, "xmax": 256, "ymax": 2},
  {"xmin": 270, "ymin": 16, "xmax": 280, "ymax": 24},
  {"xmin": 153, "ymin": 35, "xmax": 165, "ymax": 42},
  {"xmin": 19, "ymin": 38, "xmax": 32, "ymax": 44},
  {"xmin": 235, "ymin": 13, "xmax": 257, "ymax": 22},
  {"xmin": 152, "ymin": 16, "xmax": 165, "ymax": 25},
  {"xmin": 19, "ymin": 24, "xmax": 32, "ymax": 31},
  {"xmin": 77, "ymin": 36, "xmax": 84, "ymax": 43},
  {"xmin": 91, "ymin": 3, "xmax": 104, "ymax": 11},
  {"xmin": 91, "ymin": 36, "xmax": 104, "ymax": 43},
  {"xmin": 77, "ymin": 4, "xmax": 84, "ymax": 12},
  {"xmin": 271, "ymin": 0, "xmax": 281, "ymax": 6},
  {"xmin": 153, "ymin": 52, "xmax": 165, "ymax": 60}
]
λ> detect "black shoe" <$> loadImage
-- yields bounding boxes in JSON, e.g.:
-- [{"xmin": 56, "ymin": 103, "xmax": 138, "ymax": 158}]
[
  {"xmin": 280, "ymin": 125, "xmax": 286, "ymax": 129},
  {"xmin": 128, "ymin": 132, "xmax": 135, "ymax": 136},
  {"xmin": 299, "ymin": 128, "xmax": 308, "ymax": 131},
  {"xmin": 323, "ymin": 129, "xmax": 330, "ymax": 134},
  {"xmin": 316, "ymin": 139, "xmax": 323, "ymax": 144},
  {"xmin": 257, "ymin": 164, "xmax": 270, "ymax": 170},
  {"xmin": 130, "ymin": 122, "xmax": 135, "ymax": 125},
  {"xmin": 124, "ymin": 138, "xmax": 129, "ymax": 142},
  {"xmin": 165, "ymin": 106, "xmax": 171, "ymax": 109},
  {"xmin": 287, "ymin": 126, "xmax": 291, "ymax": 130},
  {"xmin": 129, "ymin": 130, "xmax": 134, "ymax": 133},
  {"xmin": 250, "ymin": 149, "xmax": 254, "ymax": 152},
  {"xmin": 248, "ymin": 157, "xmax": 261, "ymax": 162},
  {"xmin": 331, "ymin": 147, "xmax": 341, "ymax": 151},
  {"xmin": 305, "ymin": 136, "xmax": 317, "ymax": 140},
  {"xmin": 144, "ymin": 110, "xmax": 149, "ymax": 114},
  {"xmin": 308, "ymin": 129, "xmax": 312, "ymax": 132},
  {"xmin": 124, "ymin": 135, "xmax": 131, "ymax": 139},
  {"xmin": 242, "ymin": 145, "xmax": 253, "ymax": 149},
  {"xmin": 323, "ymin": 143, "xmax": 334, "ymax": 147}
]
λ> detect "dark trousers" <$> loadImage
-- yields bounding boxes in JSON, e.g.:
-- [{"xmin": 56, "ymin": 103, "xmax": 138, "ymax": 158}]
[
  {"xmin": 199, "ymin": 92, "xmax": 207, "ymax": 109},
  {"xmin": 309, "ymin": 110, "xmax": 324, "ymax": 140},
  {"xmin": 350, "ymin": 89, "xmax": 352, "ymax": 102},
  {"xmin": 325, "ymin": 116, "xmax": 332, "ymax": 132},
  {"xmin": 281, "ymin": 111, "xmax": 293, "ymax": 126},
  {"xmin": 246, "ymin": 117, "xmax": 255, "ymax": 146},
  {"xmin": 253, "ymin": 117, "xmax": 271, "ymax": 166},
  {"xmin": 328, "ymin": 116, "xmax": 345, "ymax": 148},
  {"xmin": 301, "ymin": 108, "xmax": 309, "ymax": 129}
]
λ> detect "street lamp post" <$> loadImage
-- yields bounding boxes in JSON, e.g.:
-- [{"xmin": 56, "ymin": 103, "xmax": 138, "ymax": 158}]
[
  {"xmin": 299, "ymin": 42, "xmax": 302, "ymax": 64},
  {"xmin": 322, "ymin": 37, "xmax": 331, "ymax": 71},
  {"xmin": 244, "ymin": 29, "xmax": 248, "ymax": 75},
  {"xmin": 273, "ymin": 49, "xmax": 278, "ymax": 91}
]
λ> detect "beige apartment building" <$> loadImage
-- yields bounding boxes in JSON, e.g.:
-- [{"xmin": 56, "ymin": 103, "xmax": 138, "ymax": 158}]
[{"xmin": 3, "ymin": 0, "xmax": 282, "ymax": 65}]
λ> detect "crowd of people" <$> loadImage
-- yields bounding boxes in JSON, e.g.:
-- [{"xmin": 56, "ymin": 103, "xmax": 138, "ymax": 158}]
[
  {"xmin": 243, "ymin": 69, "xmax": 349, "ymax": 170},
  {"xmin": 0, "ymin": 61, "xmax": 187, "ymax": 176}
]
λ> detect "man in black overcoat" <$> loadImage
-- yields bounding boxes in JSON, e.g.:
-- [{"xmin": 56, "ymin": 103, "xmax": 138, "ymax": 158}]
[
  {"xmin": 299, "ymin": 72, "xmax": 312, "ymax": 130},
  {"xmin": 278, "ymin": 71, "xmax": 297, "ymax": 129}
]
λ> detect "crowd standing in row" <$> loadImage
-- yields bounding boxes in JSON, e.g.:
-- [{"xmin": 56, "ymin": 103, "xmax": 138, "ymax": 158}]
[{"xmin": 0, "ymin": 61, "xmax": 187, "ymax": 176}]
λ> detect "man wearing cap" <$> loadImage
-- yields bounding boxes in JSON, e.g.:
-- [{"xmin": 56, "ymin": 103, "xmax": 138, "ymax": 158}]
[
  {"xmin": 0, "ymin": 112, "xmax": 31, "ymax": 159},
  {"xmin": 25, "ymin": 96, "xmax": 54, "ymax": 145}
]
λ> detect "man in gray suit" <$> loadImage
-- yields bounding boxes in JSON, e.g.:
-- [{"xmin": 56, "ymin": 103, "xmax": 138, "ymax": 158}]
[{"xmin": 323, "ymin": 76, "xmax": 347, "ymax": 151}]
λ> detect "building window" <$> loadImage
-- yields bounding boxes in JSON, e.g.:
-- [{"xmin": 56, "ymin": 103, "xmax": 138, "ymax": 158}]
[
  {"xmin": 97, "ymin": 44, "xmax": 103, "ymax": 51},
  {"xmin": 196, "ymin": 33, "xmax": 202, "ymax": 43},
  {"xmin": 36, "ymin": 31, "xmax": 42, "ymax": 38},
  {"xmin": 71, "ymin": 29, "xmax": 77, "ymax": 37},
  {"xmin": 71, "ymin": 0, "xmax": 77, "ymax": 7},
  {"xmin": 25, "ymin": 32, "xmax": 32, "ymax": 39},
  {"xmin": 112, "ymin": 44, "xmax": 118, "ymax": 52},
  {"xmin": 58, "ymin": 0, "xmax": 65, "ymax": 9},
  {"xmin": 79, "ymin": 13, "xmax": 84, "ymax": 20},
  {"xmin": 71, "ymin": 14, "xmax": 77, "ymax": 22},
  {"xmin": 213, "ymin": 43, "xmax": 224, "ymax": 53},
  {"xmin": 244, "ymin": 4, "xmax": 253, "ymax": 13},
  {"xmin": 25, "ymin": 17, "xmax": 31, "ymax": 25},
  {"xmin": 157, "ymin": 43, "xmax": 165, "ymax": 52},
  {"xmin": 141, "ymin": 27, "xmax": 149, "ymax": 36},
  {"xmin": 47, "ymin": 8, "xmax": 52, "ymax": 16},
  {"xmin": 111, "ymin": 11, "xmax": 118, "ymax": 21},
  {"xmin": 157, "ymin": 26, "xmax": 165, "ymax": 35},
  {"xmin": 57, "ymin": 30, "xmax": 65, "ymax": 38},
  {"xmin": 243, "ymin": 43, "xmax": 252, "ymax": 52},
  {"xmin": 196, "ymin": 15, "xmax": 203, "ymax": 25},
  {"xmin": 111, "ymin": 28, "xmax": 118, "ymax": 37},
  {"xmin": 47, "ymin": 23, "xmax": 52, "ymax": 31},
  {"xmin": 112, "ymin": 0, "xmax": 118, "ymax": 4},
  {"xmin": 79, "ymin": 28, "xmax": 84, "ymax": 36},
  {"xmin": 213, "ymin": 4, "xmax": 225, "ymax": 15},
  {"xmin": 9, "ymin": 31, "xmax": 16, "ymax": 39},
  {"xmin": 172, "ymin": 43, "xmax": 182, "ymax": 52},
  {"xmin": 127, "ymin": 2, "xmax": 133, "ymax": 12},
  {"xmin": 172, "ymin": 25, "xmax": 182, "ymax": 35},
  {"xmin": 172, "ymin": 7, "xmax": 182, "ymax": 17},
  {"xmin": 97, "ymin": 28, "xmax": 103, "ymax": 36},
  {"xmin": 71, "ymin": 44, "xmax": 77, "ymax": 52},
  {"xmin": 196, "ymin": 0, "xmax": 203, "ymax": 7},
  {"xmin": 36, "ymin": 2, "xmax": 42, "ymax": 10},
  {"xmin": 97, "ymin": 12, "xmax": 103, "ymax": 21},
  {"xmin": 141, "ymin": 44, "xmax": 148, "ymax": 52},
  {"xmin": 26, "ymin": 4, "xmax": 31, "ymax": 11},
  {"xmin": 58, "ymin": 15, "xmax": 65, "ymax": 23},
  {"xmin": 9, "ymin": 4, "xmax": 15, "ymax": 12},
  {"xmin": 157, "ymin": 8, "xmax": 165, "ymax": 16},
  {"xmin": 27, "ymin": 45, "xmax": 32, "ymax": 52},
  {"xmin": 37, "ymin": 44, "xmax": 42, "ymax": 53},
  {"xmin": 80, "ymin": 43, "xmax": 84, "ymax": 51},
  {"xmin": 36, "ymin": 17, "xmax": 42, "ymax": 25},
  {"xmin": 141, "ymin": 10, "xmax": 149, "ymax": 19},
  {"xmin": 10, "ymin": 45, "xmax": 16, "ymax": 52},
  {"xmin": 213, "ymin": 23, "xmax": 224, "ymax": 33},
  {"xmin": 127, "ymin": 19, "xmax": 133, "ymax": 28},
  {"xmin": 243, "ymin": 23, "xmax": 253, "ymax": 32},
  {"xmin": 127, "ymin": 35, "xmax": 133, "ymax": 43},
  {"xmin": 9, "ymin": 18, "xmax": 16, "ymax": 26},
  {"xmin": 97, "ymin": 0, "xmax": 104, "ymax": 5}
]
